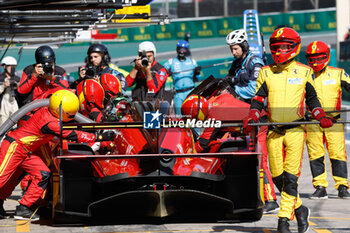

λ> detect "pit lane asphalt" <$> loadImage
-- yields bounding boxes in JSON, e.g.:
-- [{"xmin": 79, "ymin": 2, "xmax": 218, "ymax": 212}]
[{"xmin": 1, "ymin": 129, "xmax": 350, "ymax": 232}]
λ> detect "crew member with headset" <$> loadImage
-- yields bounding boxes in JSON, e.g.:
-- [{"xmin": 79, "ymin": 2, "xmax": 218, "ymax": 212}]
[{"xmin": 71, "ymin": 44, "xmax": 126, "ymax": 94}]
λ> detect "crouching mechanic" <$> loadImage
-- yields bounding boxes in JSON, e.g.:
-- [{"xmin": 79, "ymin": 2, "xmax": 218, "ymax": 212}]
[
  {"xmin": 305, "ymin": 41, "xmax": 350, "ymax": 199},
  {"xmin": 174, "ymin": 86, "xmax": 249, "ymax": 175},
  {"xmin": 0, "ymin": 90, "xmax": 115, "ymax": 220},
  {"xmin": 181, "ymin": 82, "xmax": 250, "ymax": 153},
  {"xmin": 243, "ymin": 27, "xmax": 334, "ymax": 233}
]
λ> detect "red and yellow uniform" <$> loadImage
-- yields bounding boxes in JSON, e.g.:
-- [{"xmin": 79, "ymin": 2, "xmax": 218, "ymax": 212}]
[
  {"xmin": 0, "ymin": 107, "xmax": 96, "ymax": 207},
  {"xmin": 252, "ymin": 60, "xmax": 322, "ymax": 220},
  {"xmin": 306, "ymin": 66, "xmax": 350, "ymax": 189}
]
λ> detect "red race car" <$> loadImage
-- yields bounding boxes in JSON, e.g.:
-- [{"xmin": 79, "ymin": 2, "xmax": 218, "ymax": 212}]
[{"xmin": 50, "ymin": 77, "xmax": 264, "ymax": 223}]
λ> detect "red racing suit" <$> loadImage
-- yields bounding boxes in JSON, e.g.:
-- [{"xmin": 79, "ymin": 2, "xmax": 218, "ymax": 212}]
[
  {"xmin": 126, "ymin": 60, "xmax": 168, "ymax": 101},
  {"xmin": 173, "ymin": 92, "xmax": 250, "ymax": 176},
  {"xmin": 80, "ymin": 106, "xmax": 103, "ymax": 123},
  {"xmin": 0, "ymin": 107, "xmax": 96, "ymax": 207},
  {"xmin": 252, "ymin": 60, "xmax": 323, "ymax": 220},
  {"xmin": 306, "ymin": 66, "xmax": 350, "ymax": 190},
  {"xmin": 195, "ymin": 92, "xmax": 250, "ymax": 153}
]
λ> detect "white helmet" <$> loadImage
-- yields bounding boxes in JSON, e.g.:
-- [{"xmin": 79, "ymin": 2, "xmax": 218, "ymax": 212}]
[
  {"xmin": 226, "ymin": 29, "xmax": 248, "ymax": 46},
  {"xmin": 1, "ymin": 56, "xmax": 17, "ymax": 66},
  {"xmin": 138, "ymin": 41, "xmax": 156, "ymax": 57}
]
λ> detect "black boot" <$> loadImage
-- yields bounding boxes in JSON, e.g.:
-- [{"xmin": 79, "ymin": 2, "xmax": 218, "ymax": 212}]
[
  {"xmin": 264, "ymin": 200, "xmax": 280, "ymax": 214},
  {"xmin": 338, "ymin": 185, "xmax": 350, "ymax": 199},
  {"xmin": 14, "ymin": 204, "xmax": 39, "ymax": 221},
  {"xmin": 277, "ymin": 217, "xmax": 291, "ymax": 233},
  {"xmin": 309, "ymin": 186, "xmax": 328, "ymax": 199},
  {"xmin": 0, "ymin": 199, "xmax": 10, "ymax": 219},
  {"xmin": 295, "ymin": 205, "xmax": 310, "ymax": 233}
]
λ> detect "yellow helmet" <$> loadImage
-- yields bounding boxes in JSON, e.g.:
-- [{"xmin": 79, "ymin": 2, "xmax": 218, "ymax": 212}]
[{"xmin": 49, "ymin": 89, "xmax": 79, "ymax": 122}]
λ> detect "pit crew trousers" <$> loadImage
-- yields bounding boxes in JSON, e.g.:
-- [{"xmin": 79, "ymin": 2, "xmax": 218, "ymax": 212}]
[
  {"xmin": 258, "ymin": 126, "xmax": 277, "ymax": 202},
  {"xmin": 306, "ymin": 123, "xmax": 349, "ymax": 190},
  {"xmin": 20, "ymin": 143, "xmax": 52, "ymax": 191},
  {"xmin": 267, "ymin": 126, "xmax": 304, "ymax": 220},
  {"xmin": 0, "ymin": 139, "xmax": 50, "ymax": 207}
]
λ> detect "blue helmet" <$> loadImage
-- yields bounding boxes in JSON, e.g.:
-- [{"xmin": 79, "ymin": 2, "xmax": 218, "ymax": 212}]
[{"xmin": 177, "ymin": 40, "xmax": 189, "ymax": 49}]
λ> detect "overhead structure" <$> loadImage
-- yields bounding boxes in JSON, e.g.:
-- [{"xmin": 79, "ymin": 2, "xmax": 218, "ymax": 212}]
[{"xmin": 0, "ymin": 0, "xmax": 169, "ymax": 46}]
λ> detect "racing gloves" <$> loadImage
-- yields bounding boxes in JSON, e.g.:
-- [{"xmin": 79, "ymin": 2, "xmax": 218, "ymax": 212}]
[
  {"xmin": 95, "ymin": 130, "xmax": 116, "ymax": 142},
  {"xmin": 312, "ymin": 108, "xmax": 335, "ymax": 128},
  {"xmin": 194, "ymin": 66, "xmax": 202, "ymax": 75},
  {"xmin": 243, "ymin": 109, "xmax": 261, "ymax": 133}
]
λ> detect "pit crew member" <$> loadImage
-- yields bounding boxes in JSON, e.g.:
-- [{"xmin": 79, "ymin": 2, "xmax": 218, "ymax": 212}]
[
  {"xmin": 243, "ymin": 27, "xmax": 334, "ymax": 233},
  {"xmin": 305, "ymin": 40, "xmax": 350, "ymax": 199}
]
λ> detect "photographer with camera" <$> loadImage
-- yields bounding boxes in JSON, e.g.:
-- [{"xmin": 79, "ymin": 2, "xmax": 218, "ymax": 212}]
[
  {"xmin": 17, "ymin": 45, "xmax": 69, "ymax": 107},
  {"xmin": 0, "ymin": 56, "xmax": 21, "ymax": 126},
  {"xmin": 126, "ymin": 41, "xmax": 169, "ymax": 101},
  {"xmin": 70, "ymin": 44, "xmax": 126, "ymax": 94}
]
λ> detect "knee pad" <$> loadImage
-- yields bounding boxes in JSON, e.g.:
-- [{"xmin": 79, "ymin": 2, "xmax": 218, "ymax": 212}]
[
  {"xmin": 38, "ymin": 170, "xmax": 51, "ymax": 190},
  {"xmin": 310, "ymin": 156, "xmax": 325, "ymax": 177},
  {"xmin": 331, "ymin": 159, "xmax": 348, "ymax": 178},
  {"xmin": 282, "ymin": 171, "xmax": 298, "ymax": 197},
  {"xmin": 273, "ymin": 174, "xmax": 283, "ymax": 192}
]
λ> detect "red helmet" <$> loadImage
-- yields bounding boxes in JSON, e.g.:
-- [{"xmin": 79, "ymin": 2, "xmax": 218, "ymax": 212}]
[
  {"xmin": 100, "ymin": 73, "xmax": 122, "ymax": 99},
  {"xmin": 181, "ymin": 95, "xmax": 209, "ymax": 121},
  {"xmin": 305, "ymin": 41, "xmax": 330, "ymax": 73},
  {"xmin": 77, "ymin": 79, "xmax": 105, "ymax": 111},
  {"xmin": 269, "ymin": 27, "xmax": 301, "ymax": 64}
]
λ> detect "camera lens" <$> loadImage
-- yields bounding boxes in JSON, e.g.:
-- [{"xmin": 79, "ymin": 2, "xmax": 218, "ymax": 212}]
[
  {"xmin": 43, "ymin": 63, "xmax": 53, "ymax": 75},
  {"xmin": 141, "ymin": 57, "xmax": 149, "ymax": 67},
  {"xmin": 86, "ymin": 69, "xmax": 94, "ymax": 78},
  {"xmin": 85, "ymin": 65, "xmax": 97, "ymax": 78}
]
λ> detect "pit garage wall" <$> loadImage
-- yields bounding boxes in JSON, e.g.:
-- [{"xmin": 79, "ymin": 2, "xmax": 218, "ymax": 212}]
[
  {"xmin": 338, "ymin": 61, "xmax": 350, "ymax": 102},
  {"xmin": 66, "ymin": 8, "xmax": 336, "ymax": 45}
]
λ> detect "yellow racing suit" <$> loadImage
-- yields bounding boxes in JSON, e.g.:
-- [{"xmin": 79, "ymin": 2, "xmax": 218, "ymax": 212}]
[
  {"xmin": 252, "ymin": 60, "xmax": 323, "ymax": 220},
  {"xmin": 306, "ymin": 66, "xmax": 350, "ymax": 190}
]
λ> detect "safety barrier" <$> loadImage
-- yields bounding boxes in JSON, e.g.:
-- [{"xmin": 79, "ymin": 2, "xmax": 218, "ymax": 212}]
[{"xmin": 93, "ymin": 8, "xmax": 336, "ymax": 43}]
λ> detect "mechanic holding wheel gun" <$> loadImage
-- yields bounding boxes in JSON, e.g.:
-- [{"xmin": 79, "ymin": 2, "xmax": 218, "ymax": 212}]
[
  {"xmin": 0, "ymin": 90, "xmax": 116, "ymax": 220},
  {"xmin": 243, "ymin": 27, "xmax": 334, "ymax": 233}
]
